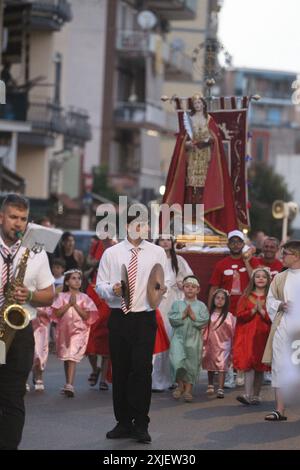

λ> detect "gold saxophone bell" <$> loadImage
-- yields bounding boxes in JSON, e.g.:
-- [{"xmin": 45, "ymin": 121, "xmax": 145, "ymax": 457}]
[{"xmin": 3, "ymin": 304, "xmax": 30, "ymax": 330}]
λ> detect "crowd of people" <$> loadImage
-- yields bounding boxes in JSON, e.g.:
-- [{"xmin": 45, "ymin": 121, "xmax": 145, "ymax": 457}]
[{"xmin": 1, "ymin": 193, "xmax": 300, "ymax": 449}]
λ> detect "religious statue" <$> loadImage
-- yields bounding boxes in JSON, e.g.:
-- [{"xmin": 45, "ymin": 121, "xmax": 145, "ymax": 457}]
[{"xmin": 162, "ymin": 93, "xmax": 238, "ymax": 237}]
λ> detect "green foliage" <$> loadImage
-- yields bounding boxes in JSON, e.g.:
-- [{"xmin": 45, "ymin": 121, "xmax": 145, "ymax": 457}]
[
  {"xmin": 92, "ymin": 166, "xmax": 119, "ymax": 204},
  {"xmin": 248, "ymin": 162, "xmax": 293, "ymax": 238}
]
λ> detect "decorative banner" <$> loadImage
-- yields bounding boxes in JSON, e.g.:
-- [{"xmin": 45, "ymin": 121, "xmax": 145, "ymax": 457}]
[{"xmin": 210, "ymin": 96, "xmax": 250, "ymax": 229}]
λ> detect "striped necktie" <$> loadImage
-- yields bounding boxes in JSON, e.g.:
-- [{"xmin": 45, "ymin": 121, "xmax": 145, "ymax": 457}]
[
  {"xmin": 121, "ymin": 247, "xmax": 140, "ymax": 314},
  {"xmin": 0, "ymin": 242, "xmax": 21, "ymax": 307}
]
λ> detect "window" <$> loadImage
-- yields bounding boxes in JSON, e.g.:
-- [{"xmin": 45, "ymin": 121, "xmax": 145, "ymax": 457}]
[{"xmin": 267, "ymin": 108, "xmax": 282, "ymax": 126}]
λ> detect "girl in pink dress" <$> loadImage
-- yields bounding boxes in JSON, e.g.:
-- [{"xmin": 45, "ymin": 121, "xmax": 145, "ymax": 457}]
[
  {"xmin": 31, "ymin": 307, "xmax": 52, "ymax": 391},
  {"xmin": 202, "ymin": 289, "xmax": 236, "ymax": 398},
  {"xmin": 52, "ymin": 269, "xmax": 98, "ymax": 397}
]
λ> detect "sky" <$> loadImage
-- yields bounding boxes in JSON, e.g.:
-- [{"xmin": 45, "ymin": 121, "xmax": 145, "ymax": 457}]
[{"xmin": 218, "ymin": 0, "xmax": 300, "ymax": 74}]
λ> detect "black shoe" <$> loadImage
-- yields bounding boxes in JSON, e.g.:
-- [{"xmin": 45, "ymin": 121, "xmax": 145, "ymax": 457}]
[
  {"xmin": 134, "ymin": 428, "xmax": 152, "ymax": 444},
  {"xmin": 152, "ymin": 388, "xmax": 165, "ymax": 393},
  {"xmin": 106, "ymin": 423, "xmax": 133, "ymax": 439}
]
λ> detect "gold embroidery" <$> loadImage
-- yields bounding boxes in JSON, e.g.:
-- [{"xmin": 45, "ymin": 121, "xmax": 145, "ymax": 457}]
[{"xmin": 186, "ymin": 125, "xmax": 211, "ymax": 188}]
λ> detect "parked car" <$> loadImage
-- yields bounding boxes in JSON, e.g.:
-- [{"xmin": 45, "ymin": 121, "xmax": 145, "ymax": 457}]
[{"xmin": 71, "ymin": 230, "xmax": 96, "ymax": 257}]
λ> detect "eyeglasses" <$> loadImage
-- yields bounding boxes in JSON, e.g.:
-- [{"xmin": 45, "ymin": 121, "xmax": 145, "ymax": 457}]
[
  {"xmin": 281, "ymin": 250, "xmax": 295, "ymax": 257},
  {"xmin": 228, "ymin": 239, "xmax": 243, "ymax": 245}
]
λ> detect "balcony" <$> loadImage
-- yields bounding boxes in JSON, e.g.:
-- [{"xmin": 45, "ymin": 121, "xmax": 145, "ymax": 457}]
[
  {"xmin": 0, "ymin": 91, "xmax": 91, "ymax": 147},
  {"xmin": 4, "ymin": 0, "xmax": 72, "ymax": 33},
  {"xmin": 64, "ymin": 108, "xmax": 92, "ymax": 147},
  {"xmin": 142, "ymin": 0, "xmax": 197, "ymax": 20},
  {"xmin": 114, "ymin": 101, "xmax": 167, "ymax": 132},
  {"xmin": 116, "ymin": 31, "xmax": 169, "ymax": 60},
  {"xmin": 165, "ymin": 47, "xmax": 193, "ymax": 81},
  {"xmin": 18, "ymin": 101, "xmax": 66, "ymax": 146}
]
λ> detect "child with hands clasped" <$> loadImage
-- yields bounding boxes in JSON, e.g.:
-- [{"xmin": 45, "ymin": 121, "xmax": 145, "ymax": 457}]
[
  {"xmin": 233, "ymin": 267, "xmax": 272, "ymax": 405},
  {"xmin": 202, "ymin": 289, "xmax": 236, "ymax": 399},
  {"xmin": 168, "ymin": 276, "xmax": 209, "ymax": 402},
  {"xmin": 52, "ymin": 269, "xmax": 98, "ymax": 397}
]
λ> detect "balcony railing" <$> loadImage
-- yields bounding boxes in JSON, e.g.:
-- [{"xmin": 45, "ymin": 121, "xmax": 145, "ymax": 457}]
[
  {"xmin": 65, "ymin": 108, "xmax": 92, "ymax": 144},
  {"xmin": 0, "ymin": 90, "xmax": 91, "ymax": 143},
  {"xmin": 27, "ymin": 101, "xmax": 67, "ymax": 134},
  {"xmin": 142, "ymin": 0, "xmax": 197, "ymax": 20},
  {"xmin": 4, "ymin": 0, "xmax": 72, "ymax": 32},
  {"xmin": 116, "ymin": 30, "xmax": 149, "ymax": 53},
  {"xmin": 116, "ymin": 31, "xmax": 169, "ymax": 61},
  {"xmin": 165, "ymin": 48, "xmax": 193, "ymax": 81},
  {"xmin": 29, "ymin": 0, "xmax": 72, "ymax": 30},
  {"xmin": 114, "ymin": 101, "xmax": 166, "ymax": 130}
]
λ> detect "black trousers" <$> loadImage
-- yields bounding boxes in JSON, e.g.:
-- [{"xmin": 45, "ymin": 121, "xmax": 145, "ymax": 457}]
[
  {"xmin": 108, "ymin": 308, "xmax": 157, "ymax": 430},
  {"xmin": 0, "ymin": 323, "xmax": 34, "ymax": 450}
]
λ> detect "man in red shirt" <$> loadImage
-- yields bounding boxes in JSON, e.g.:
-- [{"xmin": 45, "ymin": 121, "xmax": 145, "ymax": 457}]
[
  {"xmin": 208, "ymin": 230, "xmax": 261, "ymax": 388},
  {"xmin": 256, "ymin": 237, "xmax": 283, "ymax": 279},
  {"xmin": 209, "ymin": 230, "xmax": 261, "ymax": 315}
]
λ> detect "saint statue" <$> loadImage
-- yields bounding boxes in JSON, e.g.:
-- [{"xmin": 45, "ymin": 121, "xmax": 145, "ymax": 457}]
[{"xmin": 162, "ymin": 93, "xmax": 238, "ymax": 236}]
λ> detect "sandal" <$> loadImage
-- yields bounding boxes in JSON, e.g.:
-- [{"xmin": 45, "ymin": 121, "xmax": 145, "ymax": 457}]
[
  {"xmin": 88, "ymin": 367, "xmax": 101, "ymax": 386},
  {"xmin": 35, "ymin": 380, "xmax": 45, "ymax": 392},
  {"xmin": 206, "ymin": 385, "xmax": 215, "ymax": 395},
  {"xmin": 183, "ymin": 391, "xmax": 193, "ymax": 403},
  {"xmin": 63, "ymin": 384, "xmax": 75, "ymax": 398},
  {"xmin": 250, "ymin": 396, "xmax": 261, "ymax": 405},
  {"xmin": 99, "ymin": 381, "xmax": 109, "ymax": 391},
  {"xmin": 265, "ymin": 411, "xmax": 287, "ymax": 421},
  {"xmin": 236, "ymin": 394, "xmax": 250, "ymax": 405},
  {"xmin": 217, "ymin": 388, "xmax": 224, "ymax": 399},
  {"xmin": 172, "ymin": 387, "xmax": 184, "ymax": 399}
]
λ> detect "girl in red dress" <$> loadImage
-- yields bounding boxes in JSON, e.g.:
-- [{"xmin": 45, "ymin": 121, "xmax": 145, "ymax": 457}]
[
  {"xmin": 233, "ymin": 267, "xmax": 272, "ymax": 405},
  {"xmin": 85, "ymin": 238, "xmax": 112, "ymax": 390}
]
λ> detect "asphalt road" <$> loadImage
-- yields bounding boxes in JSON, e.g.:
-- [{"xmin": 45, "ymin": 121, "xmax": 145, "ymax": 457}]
[{"xmin": 20, "ymin": 354, "xmax": 300, "ymax": 450}]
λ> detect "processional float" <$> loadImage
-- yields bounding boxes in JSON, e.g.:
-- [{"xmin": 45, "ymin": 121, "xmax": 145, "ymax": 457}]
[{"xmin": 160, "ymin": 39, "xmax": 260, "ymax": 250}]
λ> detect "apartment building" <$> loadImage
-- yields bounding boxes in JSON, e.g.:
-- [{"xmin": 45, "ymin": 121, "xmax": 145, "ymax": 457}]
[
  {"xmin": 221, "ymin": 67, "xmax": 300, "ymax": 165},
  {"xmin": 64, "ymin": 0, "xmax": 200, "ymax": 205},
  {"xmin": 0, "ymin": 0, "xmax": 92, "ymax": 212}
]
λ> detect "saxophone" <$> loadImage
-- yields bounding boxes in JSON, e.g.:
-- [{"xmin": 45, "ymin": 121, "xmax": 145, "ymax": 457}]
[{"xmin": 0, "ymin": 247, "xmax": 31, "ymax": 359}]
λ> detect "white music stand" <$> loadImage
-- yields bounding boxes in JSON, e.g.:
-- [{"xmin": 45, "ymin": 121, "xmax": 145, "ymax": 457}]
[{"xmin": 21, "ymin": 223, "xmax": 63, "ymax": 253}]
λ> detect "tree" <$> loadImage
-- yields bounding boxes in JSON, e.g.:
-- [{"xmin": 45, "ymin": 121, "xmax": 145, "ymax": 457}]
[
  {"xmin": 248, "ymin": 162, "xmax": 293, "ymax": 239},
  {"xmin": 92, "ymin": 166, "xmax": 120, "ymax": 204}
]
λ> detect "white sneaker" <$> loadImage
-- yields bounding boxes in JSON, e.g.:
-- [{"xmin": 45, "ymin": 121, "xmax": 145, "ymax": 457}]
[
  {"xmin": 26, "ymin": 383, "xmax": 30, "ymax": 392},
  {"xmin": 34, "ymin": 380, "xmax": 45, "ymax": 392},
  {"xmin": 224, "ymin": 381, "xmax": 236, "ymax": 389},
  {"xmin": 263, "ymin": 372, "xmax": 272, "ymax": 384},
  {"xmin": 224, "ymin": 368, "xmax": 236, "ymax": 388}
]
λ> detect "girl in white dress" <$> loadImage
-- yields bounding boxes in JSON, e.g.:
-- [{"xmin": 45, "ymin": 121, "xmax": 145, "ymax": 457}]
[{"xmin": 152, "ymin": 237, "xmax": 193, "ymax": 391}]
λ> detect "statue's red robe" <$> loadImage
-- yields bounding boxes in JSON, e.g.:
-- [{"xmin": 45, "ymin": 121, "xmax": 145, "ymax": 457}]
[{"xmin": 162, "ymin": 113, "xmax": 238, "ymax": 236}]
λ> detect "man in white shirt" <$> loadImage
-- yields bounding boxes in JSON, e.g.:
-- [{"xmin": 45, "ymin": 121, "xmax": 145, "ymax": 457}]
[
  {"xmin": 96, "ymin": 217, "xmax": 169, "ymax": 443},
  {"xmin": 0, "ymin": 194, "xmax": 55, "ymax": 449},
  {"xmin": 265, "ymin": 240, "xmax": 300, "ymax": 421}
]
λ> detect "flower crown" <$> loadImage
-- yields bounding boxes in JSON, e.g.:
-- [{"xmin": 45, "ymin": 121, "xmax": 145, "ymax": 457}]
[
  {"xmin": 183, "ymin": 276, "xmax": 200, "ymax": 287},
  {"xmin": 64, "ymin": 269, "xmax": 82, "ymax": 276},
  {"xmin": 251, "ymin": 266, "xmax": 271, "ymax": 278},
  {"xmin": 215, "ymin": 288, "xmax": 230, "ymax": 297}
]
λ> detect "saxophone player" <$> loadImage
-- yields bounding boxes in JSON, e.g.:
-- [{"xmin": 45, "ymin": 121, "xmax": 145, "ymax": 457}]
[{"xmin": 0, "ymin": 194, "xmax": 55, "ymax": 450}]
